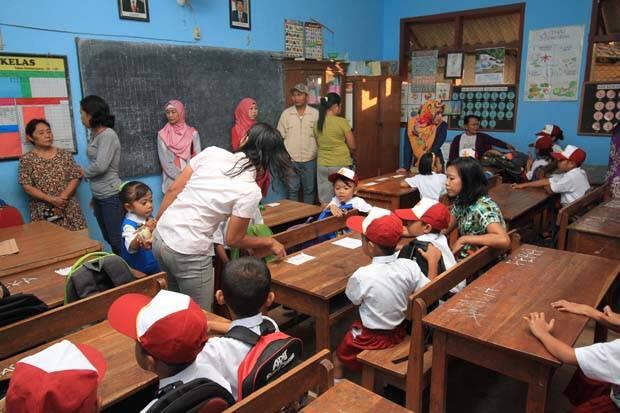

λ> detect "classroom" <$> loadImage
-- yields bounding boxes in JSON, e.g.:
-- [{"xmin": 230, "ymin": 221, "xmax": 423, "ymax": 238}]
[{"xmin": 0, "ymin": 0, "xmax": 619, "ymax": 412}]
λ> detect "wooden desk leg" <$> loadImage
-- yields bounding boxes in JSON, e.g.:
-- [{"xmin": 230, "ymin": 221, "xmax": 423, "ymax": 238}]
[
  {"xmin": 315, "ymin": 303, "xmax": 331, "ymax": 351},
  {"xmin": 526, "ymin": 364, "xmax": 552, "ymax": 413},
  {"xmin": 361, "ymin": 364, "xmax": 375, "ymax": 392},
  {"xmin": 429, "ymin": 330, "xmax": 448, "ymax": 413}
]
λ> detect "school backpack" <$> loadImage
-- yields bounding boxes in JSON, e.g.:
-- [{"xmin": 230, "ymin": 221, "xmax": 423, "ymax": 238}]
[
  {"xmin": 64, "ymin": 252, "xmax": 136, "ymax": 304},
  {"xmin": 145, "ymin": 378, "xmax": 236, "ymax": 413},
  {"xmin": 0, "ymin": 281, "xmax": 48, "ymax": 327},
  {"xmin": 480, "ymin": 150, "xmax": 528, "ymax": 183},
  {"xmin": 398, "ymin": 239, "xmax": 447, "ymax": 277},
  {"xmin": 225, "ymin": 320, "xmax": 303, "ymax": 400},
  {"xmin": 0, "ymin": 199, "xmax": 24, "ymax": 228}
]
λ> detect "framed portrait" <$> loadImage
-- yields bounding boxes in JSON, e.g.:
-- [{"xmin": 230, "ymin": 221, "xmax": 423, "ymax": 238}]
[
  {"xmin": 229, "ymin": 0, "xmax": 251, "ymax": 30},
  {"xmin": 445, "ymin": 52, "xmax": 464, "ymax": 79},
  {"xmin": 118, "ymin": 0, "xmax": 149, "ymax": 22}
]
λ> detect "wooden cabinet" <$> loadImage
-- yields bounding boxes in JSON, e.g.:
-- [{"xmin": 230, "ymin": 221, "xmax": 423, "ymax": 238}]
[
  {"xmin": 283, "ymin": 60, "xmax": 347, "ymax": 109},
  {"xmin": 347, "ymin": 76, "xmax": 401, "ymax": 179}
]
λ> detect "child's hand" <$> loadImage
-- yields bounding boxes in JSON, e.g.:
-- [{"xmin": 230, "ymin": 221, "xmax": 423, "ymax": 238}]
[
  {"xmin": 551, "ymin": 300, "xmax": 590, "ymax": 316},
  {"xmin": 399, "ymin": 180, "xmax": 410, "ymax": 188},
  {"xmin": 143, "ymin": 239, "xmax": 153, "ymax": 250},
  {"xmin": 601, "ymin": 305, "xmax": 620, "ymax": 328},
  {"xmin": 145, "ymin": 218, "xmax": 157, "ymax": 231},
  {"xmin": 329, "ymin": 204, "xmax": 343, "ymax": 218},
  {"xmin": 525, "ymin": 312, "xmax": 555, "ymax": 339},
  {"xmin": 418, "ymin": 244, "xmax": 442, "ymax": 264},
  {"xmin": 511, "ymin": 183, "xmax": 524, "ymax": 189}
]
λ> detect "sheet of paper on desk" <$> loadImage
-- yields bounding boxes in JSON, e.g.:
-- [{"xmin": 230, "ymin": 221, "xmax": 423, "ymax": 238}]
[
  {"xmin": 376, "ymin": 177, "xmax": 389, "ymax": 182},
  {"xmin": 54, "ymin": 266, "xmax": 72, "ymax": 276},
  {"xmin": 286, "ymin": 252, "xmax": 315, "ymax": 266},
  {"xmin": 266, "ymin": 202, "xmax": 281, "ymax": 207},
  {"xmin": 364, "ymin": 182, "xmax": 378, "ymax": 186},
  {"xmin": 332, "ymin": 237, "xmax": 362, "ymax": 249},
  {"xmin": 0, "ymin": 238, "xmax": 19, "ymax": 256},
  {"xmin": 391, "ymin": 174, "xmax": 405, "ymax": 178}
]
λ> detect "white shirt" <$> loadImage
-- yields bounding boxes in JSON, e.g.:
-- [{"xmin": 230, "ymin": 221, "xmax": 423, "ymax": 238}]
[
  {"xmin": 345, "ymin": 253, "xmax": 430, "ymax": 330},
  {"xmin": 459, "ymin": 133, "xmax": 477, "ymax": 158},
  {"xmin": 157, "ymin": 147, "xmax": 262, "ymax": 255},
  {"xmin": 140, "ymin": 361, "xmax": 232, "ymax": 412},
  {"xmin": 526, "ymin": 158, "xmax": 549, "ymax": 181},
  {"xmin": 327, "ymin": 196, "xmax": 372, "ymax": 213},
  {"xmin": 404, "ymin": 173, "xmax": 447, "ymax": 200},
  {"xmin": 197, "ymin": 314, "xmax": 278, "ymax": 400},
  {"xmin": 575, "ymin": 339, "xmax": 620, "ymax": 408},
  {"xmin": 415, "ymin": 233, "xmax": 463, "ymax": 293},
  {"xmin": 549, "ymin": 167, "xmax": 590, "ymax": 206}
]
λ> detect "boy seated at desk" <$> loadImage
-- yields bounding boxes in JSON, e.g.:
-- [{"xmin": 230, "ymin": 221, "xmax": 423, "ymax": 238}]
[
  {"xmin": 320, "ymin": 167, "xmax": 372, "ymax": 218},
  {"xmin": 512, "ymin": 145, "xmax": 590, "ymax": 207},
  {"xmin": 2, "ymin": 340, "xmax": 106, "ymax": 413},
  {"xmin": 197, "ymin": 256, "xmax": 284, "ymax": 400},
  {"xmin": 526, "ymin": 300, "xmax": 620, "ymax": 413},
  {"xmin": 107, "ymin": 290, "xmax": 231, "ymax": 412},
  {"xmin": 334, "ymin": 207, "xmax": 442, "ymax": 378}
]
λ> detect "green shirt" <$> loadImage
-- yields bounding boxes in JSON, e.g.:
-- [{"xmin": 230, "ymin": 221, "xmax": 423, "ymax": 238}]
[
  {"xmin": 451, "ymin": 195, "xmax": 506, "ymax": 259},
  {"xmin": 316, "ymin": 115, "xmax": 352, "ymax": 167}
]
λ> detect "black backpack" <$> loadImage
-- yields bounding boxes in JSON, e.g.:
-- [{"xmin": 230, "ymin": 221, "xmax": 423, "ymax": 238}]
[
  {"xmin": 398, "ymin": 239, "xmax": 446, "ymax": 277},
  {"xmin": 480, "ymin": 151, "xmax": 528, "ymax": 183},
  {"xmin": 146, "ymin": 378, "xmax": 235, "ymax": 413},
  {"xmin": 64, "ymin": 252, "xmax": 136, "ymax": 304},
  {"xmin": 225, "ymin": 320, "xmax": 303, "ymax": 400},
  {"xmin": 0, "ymin": 281, "xmax": 48, "ymax": 327}
]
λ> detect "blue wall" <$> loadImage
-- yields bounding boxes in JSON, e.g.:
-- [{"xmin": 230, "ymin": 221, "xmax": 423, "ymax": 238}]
[
  {"xmin": 383, "ymin": 0, "xmax": 612, "ymax": 167},
  {"xmin": 0, "ymin": 0, "xmax": 383, "ymax": 248}
]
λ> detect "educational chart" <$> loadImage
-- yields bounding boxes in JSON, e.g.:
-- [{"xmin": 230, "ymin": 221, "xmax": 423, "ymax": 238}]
[
  {"xmin": 0, "ymin": 53, "xmax": 75, "ymax": 160},
  {"xmin": 303, "ymin": 22, "xmax": 323, "ymax": 60},
  {"xmin": 448, "ymin": 85, "xmax": 518, "ymax": 132},
  {"xmin": 410, "ymin": 50, "xmax": 438, "ymax": 93},
  {"xmin": 525, "ymin": 25, "xmax": 584, "ymax": 101},
  {"xmin": 284, "ymin": 19, "xmax": 304, "ymax": 58},
  {"xmin": 400, "ymin": 83, "xmax": 435, "ymax": 122},
  {"xmin": 579, "ymin": 83, "xmax": 620, "ymax": 135}
]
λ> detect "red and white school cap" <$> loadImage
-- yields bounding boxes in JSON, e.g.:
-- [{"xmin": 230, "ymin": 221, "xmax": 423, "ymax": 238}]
[
  {"xmin": 346, "ymin": 207, "xmax": 402, "ymax": 248},
  {"xmin": 536, "ymin": 124, "xmax": 562, "ymax": 137},
  {"xmin": 6, "ymin": 340, "xmax": 106, "ymax": 413},
  {"xmin": 551, "ymin": 144, "xmax": 586, "ymax": 166},
  {"xmin": 107, "ymin": 290, "xmax": 208, "ymax": 364},
  {"xmin": 394, "ymin": 198, "xmax": 450, "ymax": 231},
  {"xmin": 530, "ymin": 134, "xmax": 554, "ymax": 150},
  {"xmin": 328, "ymin": 167, "xmax": 358, "ymax": 184}
]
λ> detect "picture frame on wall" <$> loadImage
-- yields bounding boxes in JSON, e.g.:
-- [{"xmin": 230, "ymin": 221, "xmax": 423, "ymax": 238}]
[
  {"xmin": 445, "ymin": 52, "xmax": 464, "ymax": 79},
  {"xmin": 118, "ymin": 0, "xmax": 150, "ymax": 22},
  {"xmin": 229, "ymin": 0, "xmax": 251, "ymax": 30}
]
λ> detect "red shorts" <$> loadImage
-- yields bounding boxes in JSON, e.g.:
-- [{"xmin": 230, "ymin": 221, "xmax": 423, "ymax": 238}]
[
  {"xmin": 565, "ymin": 368, "xmax": 619, "ymax": 413},
  {"xmin": 336, "ymin": 321, "xmax": 406, "ymax": 372}
]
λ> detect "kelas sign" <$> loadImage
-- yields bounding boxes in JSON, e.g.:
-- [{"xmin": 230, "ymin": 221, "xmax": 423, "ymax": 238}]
[{"xmin": 0, "ymin": 55, "xmax": 66, "ymax": 72}]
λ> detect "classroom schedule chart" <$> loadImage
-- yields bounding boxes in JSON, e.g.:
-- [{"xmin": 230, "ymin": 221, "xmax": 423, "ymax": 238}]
[{"xmin": 0, "ymin": 54, "xmax": 76, "ymax": 159}]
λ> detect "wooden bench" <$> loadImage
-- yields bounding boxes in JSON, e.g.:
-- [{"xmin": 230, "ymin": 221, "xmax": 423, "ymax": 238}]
[
  {"xmin": 566, "ymin": 198, "xmax": 620, "ymax": 260},
  {"xmin": 0, "ymin": 272, "xmax": 166, "ymax": 360},
  {"xmin": 357, "ymin": 231, "xmax": 520, "ymax": 412},
  {"xmin": 226, "ymin": 349, "xmax": 411, "ymax": 413},
  {"xmin": 556, "ymin": 184, "xmax": 610, "ymax": 250}
]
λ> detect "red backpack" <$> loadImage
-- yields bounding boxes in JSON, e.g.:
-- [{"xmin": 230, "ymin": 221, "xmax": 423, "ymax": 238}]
[{"xmin": 225, "ymin": 320, "xmax": 303, "ymax": 400}]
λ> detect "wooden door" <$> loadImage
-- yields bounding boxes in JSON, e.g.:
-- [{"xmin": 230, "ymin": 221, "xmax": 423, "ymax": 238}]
[
  {"xmin": 352, "ymin": 77, "xmax": 380, "ymax": 179},
  {"xmin": 378, "ymin": 76, "xmax": 401, "ymax": 174}
]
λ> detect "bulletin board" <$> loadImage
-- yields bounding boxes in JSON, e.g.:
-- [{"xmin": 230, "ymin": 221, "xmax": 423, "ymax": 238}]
[
  {"xmin": 448, "ymin": 84, "xmax": 518, "ymax": 132},
  {"xmin": 578, "ymin": 82, "xmax": 620, "ymax": 136},
  {"xmin": 0, "ymin": 53, "xmax": 76, "ymax": 160}
]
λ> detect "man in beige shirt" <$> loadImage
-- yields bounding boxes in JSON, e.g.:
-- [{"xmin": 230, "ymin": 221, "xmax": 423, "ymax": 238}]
[{"xmin": 277, "ymin": 84, "xmax": 319, "ymax": 203}]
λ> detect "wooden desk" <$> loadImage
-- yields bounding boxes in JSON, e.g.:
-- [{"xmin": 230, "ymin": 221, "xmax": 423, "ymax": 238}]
[
  {"xmin": 567, "ymin": 199, "xmax": 620, "ymax": 260},
  {"xmin": 0, "ymin": 312, "xmax": 228, "ymax": 409},
  {"xmin": 2, "ymin": 257, "xmax": 146, "ymax": 309},
  {"xmin": 356, "ymin": 173, "xmax": 419, "ymax": 210},
  {"xmin": 301, "ymin": 380, "xmax": 412, "ymax": 413},
  {"xmin": 424, "ymin": 245, "xmax": 620, "ymax": 413},
  {"xmin": 268, "ymin": 233, "xmax": 370, "ymax": 350},
  {"xmin": 262, "ymin": 200, "xmax": 323, "ymax": 231},
  {"xmin": 0, "ymin": 222, "xmax": 101, "ymax": 277},
  {"xmin": 489, "ymin": 184, "xmax": 556, "ymax": 229}
]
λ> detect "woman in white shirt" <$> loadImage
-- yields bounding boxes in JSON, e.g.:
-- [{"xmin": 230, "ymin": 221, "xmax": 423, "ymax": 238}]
[
  {"xmin": 153, "ymin": 123, "xmax": 294, "ymax": 309},
  {"xmin": 401, "ymin": 152, "xmax": 446, "ymax": 200}
]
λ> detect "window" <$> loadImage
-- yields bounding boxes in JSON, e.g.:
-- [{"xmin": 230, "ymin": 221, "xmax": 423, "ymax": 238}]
[{"xmin": 585, "ymin": 0, "xmax": 620, "ymax": 82}]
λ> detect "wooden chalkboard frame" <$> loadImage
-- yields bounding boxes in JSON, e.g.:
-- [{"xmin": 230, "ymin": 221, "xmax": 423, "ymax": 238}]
[{"xmin": 578, "ymin": 81, "xmax": 620, "ymax": 137}]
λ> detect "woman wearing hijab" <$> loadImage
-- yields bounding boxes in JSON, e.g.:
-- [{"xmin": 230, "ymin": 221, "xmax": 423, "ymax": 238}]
[
  {"xmin": 407, "ymin": 99, "xmax": 447, "ymax": 169},
  {"xmin": 231, "ymin": 97, "xmax": 271, "ymax": 197},
  {"xmin": 157, "ymin": 100, "xmax": 201, "ymax": 193}
]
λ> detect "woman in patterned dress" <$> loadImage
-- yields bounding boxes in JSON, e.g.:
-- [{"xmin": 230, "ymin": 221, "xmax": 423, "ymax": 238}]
[
  {"xmin": 18, "ymin": 119, "xmax": 87, "ymax": 232},
  {"xmin": 443, "ymin": 156, "xmax": 510, "ymax": 260},
  {"xmin": 606, "ymin": 124, "xmax": 620, "ymax": 199}
]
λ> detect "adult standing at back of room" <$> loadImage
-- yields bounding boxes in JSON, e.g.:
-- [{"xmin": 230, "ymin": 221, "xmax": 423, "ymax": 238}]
[
  {"xmin": 157, "ymin": 99, "xmax": 201, "ymax": 193},
  {"xmin": 80, "ymin": 95, "xmax": 123, "ymax": 255},
  {"xmin": 277, "ymin": 83, "xmax": 319, "ymax": 204},
  {"xmin": 315, "ymin": 92, "xmax": 356, "ymax": 205}
]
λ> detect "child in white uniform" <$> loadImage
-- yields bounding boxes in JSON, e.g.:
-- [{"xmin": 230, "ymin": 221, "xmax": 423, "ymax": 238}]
[
  {"xmin": 401, "ymin": 152, "xmax": 446, "ymax": 200},
  {"xmin": 323, "ymin": 167, "xmax": 372, "ymax": 217}
]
